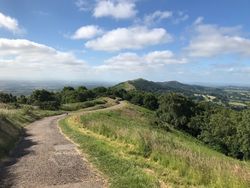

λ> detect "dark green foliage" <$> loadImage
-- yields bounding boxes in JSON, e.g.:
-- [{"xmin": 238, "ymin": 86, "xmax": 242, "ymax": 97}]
[
  {"xmin": 110, "ymin": 89, "xmax": 131, "ymax": 100},
  {"xmin": 29, "ymin": 89, "xmax": 60, "ymax": 110},
  {"xmin": 62, "ymin": 86, "xmax": 75, "ymax": 92},
  {"xmin": 0, "ymin": 93, "xmax": 16, "ymax": 103},
  {"xmin": 60, "ymin": 87, "xmax": 95, "ymax": 103},
  {"xmin": 157, "ymin": 93, "xmax": 250, "ymax": 160},
  {"xmin": 195, "ymin": 108, "xmax": 250, "ymax": 160},
  {"xmin": 130, "ymin": 92, "xmax": 144, "ymax": 106},
  {"xmin": 17, "ymin": 95, "xmax": 28, "ymax": 104},
  {"xmin": 77, "ymin": 86, "xmax": 87, "ymax": 92},
  {"xmin": 29, "ymin": 89, "xmax": 55, "ymax": 103},
  {"xmin": 143, "ymin": 93, "xmax": 159, "ymax": 110},
  {"xmin": 238, "ymin": 110, "xmax": 250, "ymax": 159},
  {"xmin": 157, "ymin": 93, "xmax": 196, "ymax": 130},
  {"xmin": 38, "ymin": 101, "xmax": 60, "ymax": 110},
  {"xmin": 92, "ymin": 87, "xmax": 107, "ymax": 97},
  {"xmin": 107, "ymin": 88, "xmax": 159, "ymax": 111}
]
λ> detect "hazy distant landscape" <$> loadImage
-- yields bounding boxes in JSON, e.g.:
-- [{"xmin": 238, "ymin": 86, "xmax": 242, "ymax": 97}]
[{"xmin": 0, "ymin": 80, "xmax": 115, "ymax": 96}]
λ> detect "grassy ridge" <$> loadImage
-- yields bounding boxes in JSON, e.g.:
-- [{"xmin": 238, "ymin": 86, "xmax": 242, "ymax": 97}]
[
  {"xmin": 61, "ymin": 98, "xmax": 106, "ymax": 111},
  {"xmin": 0, "ymin": 104, "xmax": 63, "ymax": 159},
  {"xmin": 60, "ymin": 102, "xmax": 250, "ymax": 188}
]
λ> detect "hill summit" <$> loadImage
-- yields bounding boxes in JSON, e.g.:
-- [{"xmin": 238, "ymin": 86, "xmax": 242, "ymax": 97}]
[{"xmin": 113, "ymin": 78, "xmax": 222, "ymax": 96}]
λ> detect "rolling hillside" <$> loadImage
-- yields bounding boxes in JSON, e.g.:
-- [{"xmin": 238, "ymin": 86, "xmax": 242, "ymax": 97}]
[
  {"xmin": 114, "ymin": 78, "xmax": 224, "ymax": 95},
  {"xmin": 113, "ymin": 79, "xmax": 250, "ymax": 107},
  {"xmin": 60, "ymin": 101, "xmax": 250, "ymax": 187}
]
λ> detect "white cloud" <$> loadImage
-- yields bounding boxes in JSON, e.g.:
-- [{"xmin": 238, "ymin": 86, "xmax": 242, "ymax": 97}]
[
  {"xmin": 95, "ymin": 50, "xmax": 186, "ymax": 72},
  {"xmin": 0, "ymin": 12, "xmax": 21, "ymax": 33},
  {"xmin": 75, "ymin": 0, "xmax": 92, "ymax": 11},
  {"xmin": 71, "ymin": 25, "xmax": 103, "ymax": 39},
  {"xmin": 98, "ymin": 53, "xmax": 144, "ymax": 72},
  {"xmin": 145, "ymin": 51, "xmax": 187, "ymax": 65},
  {"xmin": 0, "ymin": 38, "xmax": 87, "ymax": 79},
  {"xmin": 193, "ymin": 16, "xmax": 204, "ymax": 25},
  {"xmin": 186, "ymin": 23, "xmax": 250, "ymax": 57},
  {"xmin": 143, "ymin": 10, "xmax": 172, "ymax": 25},
  {"xmin": 85, "ymin": 26, "xmax": 172, "ymax": 51},
  {"xmin": 173, "ymin": 11, "xmax": 189, "ymax": 24},
  {"xmin": 93, "ymin": 0, "xmax": 137, "ymax": 19}
]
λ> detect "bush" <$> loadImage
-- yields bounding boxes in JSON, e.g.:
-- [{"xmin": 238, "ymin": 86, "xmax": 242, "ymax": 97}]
[
  {"xmin": 157, "ymin": 93, "xmax": 196, "ymax": 130},
  {"xmin": 38, "ymin": 101, "xmax": 60, "ymax": 110}
]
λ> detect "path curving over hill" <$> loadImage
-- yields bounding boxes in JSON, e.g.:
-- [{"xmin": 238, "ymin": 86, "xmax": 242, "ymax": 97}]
[{"xmin": 0, "ymin": 102, "xmax": 126, "ymax": 188}]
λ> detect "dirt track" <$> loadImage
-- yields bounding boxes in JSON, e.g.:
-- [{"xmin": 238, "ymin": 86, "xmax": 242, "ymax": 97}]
[{"xmin": 0, "ymin": 113, "xmax": 106, "ymax": 188}]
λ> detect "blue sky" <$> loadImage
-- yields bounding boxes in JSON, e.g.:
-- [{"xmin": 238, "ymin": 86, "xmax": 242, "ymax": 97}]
[{"xmin": 0, "ymin": 0, "xmax": 250, "ymax": 84}]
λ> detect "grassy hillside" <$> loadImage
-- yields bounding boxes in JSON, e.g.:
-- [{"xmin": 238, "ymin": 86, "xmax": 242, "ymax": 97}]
[
  {"xmin": 0, "ymin": 103, "xmax": 63, "ymax": 159},
  {"xmin": 113, "ymin": 79, "xmax": 250, "ymax": 108},
  {"xmin": 61, "ymin": 98, "xmax": 107, "ymax": 111},
  {"xmin": 114, "ymin": 81, "xmax": 136, "ymax": 91},
  {"xmin": 114, "ymin": 78, "xmax": 223, "ymax": 94},
  {"xmin": 59, "ymin": 102, "xmax": 250, "ymax": 188}
]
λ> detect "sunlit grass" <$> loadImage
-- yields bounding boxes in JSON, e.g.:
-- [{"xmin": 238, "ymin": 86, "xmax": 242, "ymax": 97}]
[{"xmin": 60, "ymin": 103, "xmax": 250, "ymax": 188}]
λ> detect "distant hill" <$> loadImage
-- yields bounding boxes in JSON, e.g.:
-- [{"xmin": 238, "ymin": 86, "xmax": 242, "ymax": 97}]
[{"xmin": 114, "ymin": 78, "xmax": 224, "ymax": 96}]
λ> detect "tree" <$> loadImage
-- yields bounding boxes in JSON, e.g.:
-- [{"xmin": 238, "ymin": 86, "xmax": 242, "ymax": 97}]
[
  {"xmin": 17, "ymin": 95, "xmax": 27, "ymax": 104},
  {"xmin": 77, "ymin": 86, "xmax": 87, "ymax": 92},
  {"xmin": 29, "ymin": 89, "xmax": 60, "ymax": 110},
  {"xmin": 156, "ymin": 93, "xmax": 196, "ymax": 130},
  {"xmin": 130, "ymin": 92, "xmax": 144, "ymax": 106},
  {"xmin": 143, "ymin": 93, "xmax": 158, "ymax": 110},
  {"xmin": 237, "ymin": 110, "xmax": 250, "ymax": 159},
  {"xmin": 0, "ymin": 93, "xmax": 16, "ymax": 103},
  {"xmin": 62, "ymin": 86, "xmax": 75, "ymax": 92},
  {"xmin": 92, "ymin": 87, "xmax": 107, "ymax": 97}
]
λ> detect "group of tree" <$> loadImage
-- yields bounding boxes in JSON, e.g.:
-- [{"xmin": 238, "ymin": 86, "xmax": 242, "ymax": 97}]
[
  {"xmin": 156, "ymin": 93, "xmax": 250, "ymax": 160},
  {"xmin": 0, "ymin": 86, "xmax": 103, "ymax": 110},
  {"xmin": 1, "ymin": 86, "xmax": 249, "ymax": 160},
  {"xmin": 0, "ymin": 93, "xmax": 16, "ymax": 103},
  {"xmin": 106, "ymin": 89, "xmax": 159, "ymax": 110},
  {"xmin": 0, "ymin": 86, "xmax": 159, "ymax": 111}
]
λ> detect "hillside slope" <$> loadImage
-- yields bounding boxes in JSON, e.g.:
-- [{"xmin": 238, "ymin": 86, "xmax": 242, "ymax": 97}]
[
  {"xmin": 113, "ymin": 78, "xmax": 225, "ymax": 97},
  {"xmin": 60, "ymin": 101, "xmax": 250, "ymax": 188}
]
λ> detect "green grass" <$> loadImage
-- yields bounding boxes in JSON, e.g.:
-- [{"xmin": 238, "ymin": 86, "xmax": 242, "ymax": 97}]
[
  {"xmin": 0, "ymin": 104, "xmax": 63, "ymax": 159},
  {"xmin": 61, "ymin": 98, "xmax": 106, "ymax": 111},
  {"xmin": 114, "ymin": 81, "xmax": 136, "ymax": 91},
  {"xmin": 60, "ymin": 102, "xmax": 250, "ymax": 188}
]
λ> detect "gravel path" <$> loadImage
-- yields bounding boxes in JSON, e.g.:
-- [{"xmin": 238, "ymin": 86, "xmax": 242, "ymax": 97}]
[{"xmin": 0, "ymin": 114, "xmax": 106, "ymax": 188}]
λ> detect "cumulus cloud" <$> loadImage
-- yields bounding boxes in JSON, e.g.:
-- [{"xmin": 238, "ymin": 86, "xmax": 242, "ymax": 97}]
[
  {"xmin": 95, "ymin": 50, "xmax": 186, "ymax": 72},
  {"xmin": 85, "ymin": 26, "xmax": 172, "ymax": 51},
  {"xmin": 142, "ymin": 10, "xmax": 173, "ymax": 26},
  {"xmin": 173, "ymin": 11, "xmax": 189, "ymax": 24},
  {"xmin": 0, "ymin": 12, "xmax": 21, "ymax": 33},
  {"xmin": 145, "ymin": 51, "xmax": 187, "ymax": 65},
  {"xmin": 186, "ymin": 23, "xmax": 250, "ymax": 57},
  {"xmin": 0, "ymin": 38, "xmax": 87, "ymax": 79},
  {"xmin": 75, "ymin": 0, "xmax": 93, "ymax": 11},
  {"xmin": 93, "ymin": 0, "xmax": 137, "ymax": 19},
  {"xmin": 99, "ymin": 53, "xmax": 144, "ymax": 72},
  {"xmin": 71, "ymin": 25, "xmax": 103, "ymax": 39}
]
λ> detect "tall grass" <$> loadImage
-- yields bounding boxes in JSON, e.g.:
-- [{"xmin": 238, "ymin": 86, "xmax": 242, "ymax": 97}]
[
  {"xmin": 0, "ymin": 103, "xmax": 63, "ymax": 159},
  {"xmin": 61, "ymin": 99, "xmax": 106, "ymax": 111},
  {"xmin": 60, "ymin": 103, "xmax": 250, "ymax": 188}
]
